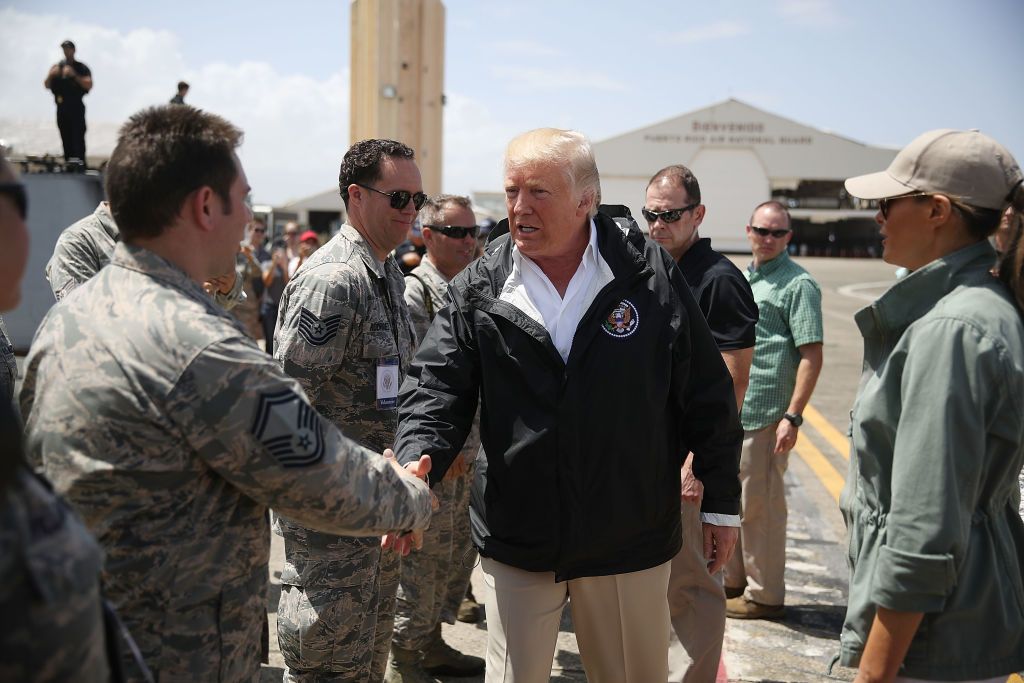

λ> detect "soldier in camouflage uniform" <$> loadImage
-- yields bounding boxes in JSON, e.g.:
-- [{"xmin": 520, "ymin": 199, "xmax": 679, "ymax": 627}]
[
  {"xmin": 0, "ymin": 150, "xmax": 120, "ymax": 682},
  {"xmin": 19, "ymin": 106, "xmax": 433, "ymax": 682},
  {"xmin": 46, "ymin": 199, "xmax": 245, "ymax": 307},
  {"xmin": 392, "ymin": 195, "xmax": 484, "ymax": 681},
  {"xmin": 273, "ymin": 139, "xmax": 426, "ymax": 683}
]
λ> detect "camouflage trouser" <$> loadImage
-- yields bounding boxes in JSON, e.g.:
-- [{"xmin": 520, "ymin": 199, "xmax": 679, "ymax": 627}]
[
  {"xmin": 392, "ymin": 463, "xmax": 476, "ymax": 649},
  {"xmin": 439, "ymin": 468, "xmax": 477, "ymax": 624},
  {"xmin": 278, "ymin": 536, "xmax": 400, "ymax": 682}
]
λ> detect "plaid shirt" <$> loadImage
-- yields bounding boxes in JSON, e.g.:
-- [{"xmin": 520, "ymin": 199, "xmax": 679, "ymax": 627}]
[{"xmin": 740, "ymin": 252, "xmax": 823, "ymax": 431}]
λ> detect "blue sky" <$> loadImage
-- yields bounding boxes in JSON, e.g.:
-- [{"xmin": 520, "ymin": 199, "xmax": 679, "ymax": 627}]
[{"xmin": 3, "ymin": 0, "xmax": 1022, "ymax": 205}]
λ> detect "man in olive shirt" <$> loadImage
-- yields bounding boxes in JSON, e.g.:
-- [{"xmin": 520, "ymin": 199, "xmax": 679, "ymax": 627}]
[
  {"xmin": 725, "ymin": 200, "xmax": 823, "ymax": 620},
  {"xmin": 644, "ymin": 165, "xmax": 757, "ymax": 681}
]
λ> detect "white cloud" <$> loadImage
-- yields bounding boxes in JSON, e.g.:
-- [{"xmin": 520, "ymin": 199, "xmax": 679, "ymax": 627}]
[
  {"xmin": 776, "ymin": 0, "xmax": 843, "ymax": 27},
  {"xmin": 658, "ymin": 20, "xmax": 750, "ymax": 45},
  {"xmin": 441, "ymin": 91, "xmax": 520, "ymax": 196},
  {"xmin": 0, "ymin": 8, "xmax": 349, "ymax": 205},
  {"xmin": 489, "ymin": 65, "xmax": 627, "ymax": 92}
]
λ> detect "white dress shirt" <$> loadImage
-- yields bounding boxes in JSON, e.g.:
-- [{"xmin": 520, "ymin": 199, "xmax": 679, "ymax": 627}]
[
  {"xmin": 499, "ymin": 219, "xmax": 614, "ymax": 362},
  {"xmin": 498, "ymin": 219, "xmax": 740, "ymax": 528}
]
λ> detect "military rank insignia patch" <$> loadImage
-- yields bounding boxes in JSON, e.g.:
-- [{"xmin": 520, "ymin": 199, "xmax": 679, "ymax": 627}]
[
  {"xmin": 251, "ymin": 390, "xmax": 326, "ymax": 467},
  {"xmin": 601, "ymin": 299, "xmax": 639, "ymax": 338},
  {"xmin": 297, "ymin": 307, "xmax": 343, "ymax": 346}
]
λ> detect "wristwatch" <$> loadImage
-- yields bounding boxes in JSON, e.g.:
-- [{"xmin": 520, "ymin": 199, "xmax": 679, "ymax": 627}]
[{"xmin": 783, "ymin": 412, "xmax": 803, "ymax": 427}]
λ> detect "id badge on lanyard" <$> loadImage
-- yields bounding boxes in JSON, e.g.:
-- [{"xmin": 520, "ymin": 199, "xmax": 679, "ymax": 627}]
[{"xmin": 376, "ymin": 356, "xmax": 400, "ymax": 410}]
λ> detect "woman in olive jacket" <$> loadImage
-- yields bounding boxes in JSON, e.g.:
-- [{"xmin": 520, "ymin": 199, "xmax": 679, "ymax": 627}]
[{"xmin": 839, "ymin": 129, "xmax": 1024, "ymax": 683}]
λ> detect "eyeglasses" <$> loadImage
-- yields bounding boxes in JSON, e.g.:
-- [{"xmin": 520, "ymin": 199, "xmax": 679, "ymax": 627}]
[
  {"xmin": 0, "ymin": 182, "xmax": 27, "ymax": 219},
  {"xmin": 641, "ymin": 203, "xmax": 699, "ymax": 224},
  {"xmin": 425, "ymin": 224, "xmax": 479, "ymax": 239},
  {"xmin": 251, "ymin": 227, "xmax": 266, "ymax": 234},
  {"xmin": 355, "ymin": 183, "xmax": 427, "ymax": 211},
  {"xmin": 878, "ymin": 193, "xmax": 932, "ymax": 219},
  {"xmin": 749, "ymin": 226, "xmax": 791, "ymax": 238}
]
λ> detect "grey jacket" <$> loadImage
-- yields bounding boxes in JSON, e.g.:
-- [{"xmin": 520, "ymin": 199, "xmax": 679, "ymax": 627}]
[{"xmin": 839, "ymin": 241, "xmax": 1024, "ymax": 678}]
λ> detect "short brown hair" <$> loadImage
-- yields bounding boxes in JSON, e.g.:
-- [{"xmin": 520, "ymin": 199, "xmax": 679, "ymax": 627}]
[
  {"xmin": 338, "ymin": 139, "xmax": 415, "ymax": 208},
  {"xmin": 105, "ymin": 105, "xmax": 243, "ymax": 240},
  {"xmin": 647, "ymin": 165, "xmax": 701, "ymax": 205},
  {"xmin": 749, "ymin": 200, "xmax": 791, "ymax": 227}
]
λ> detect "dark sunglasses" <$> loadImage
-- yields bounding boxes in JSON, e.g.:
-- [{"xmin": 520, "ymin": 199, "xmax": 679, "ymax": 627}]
[
  {"xmin": 0, "ymin": 182, "xmax": 27, "ymax": 219},
  {"xmin": 749, "ymin": 226, "xmax": 791, "ymax": 238},
  {"xmin": 878, "ymin": 192, "xmax": 931, "ymax": 219},
  {"xmin": 356, "ymin": 183, "xmax": 427, "ymax": 211},
  {"xmin": 425, "ymin": 224, "xmax": 479, "ymax": 239},
  {"xmin": 641, "ymin": 203, "xmax": 699, "ymax": 224}
]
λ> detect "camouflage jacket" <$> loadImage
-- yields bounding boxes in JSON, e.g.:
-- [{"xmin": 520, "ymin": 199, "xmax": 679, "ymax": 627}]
[
  {"xmin": 274, "ymin": 224, "xmax": 417, "ymax": 553},
  {"xmin": 20, "ymin": 243, "xmax": 432, "ymax": 681},
  {"xmin": 404, "ymin": 258, "xmax": 481, "ymax": 466},
  {"xmin": 0, "ymin": 466, "xmax": 109, "ymax": 682},
  {"xmin": 45, "ymin": 202, "xmax": 244, "ymax": 309},
  {"xmin": 0, "ymin": 316, "xmax": 16, "ymax": 404}
]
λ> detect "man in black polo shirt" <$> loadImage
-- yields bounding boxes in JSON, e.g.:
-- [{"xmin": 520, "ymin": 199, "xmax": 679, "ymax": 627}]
[
  {"xmin": 644, "ymin": 164, "xmax": 758, "ymax": 682},
  {"xmin": 44, "ymin": 40, "xmax": 93, "ymax": 166}
]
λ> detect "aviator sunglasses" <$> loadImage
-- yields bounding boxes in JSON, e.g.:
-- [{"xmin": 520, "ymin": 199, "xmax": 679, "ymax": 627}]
[
  {"xmin": 355, "ymin": 183, "xmax": 428, "ymax": 211},
  {"xmin": 878, "ymin": 193, "xmax": 932, "ymax": 219},
  {"xmin": 0, "ymin": 182, "xmax": 27, "ymax": 219},
  {"xmin": 425, "ymin": 224, "xmax": 479, "ymax": 239},
  {"xmin": 642, "ymin": 203, "xmax": 699, "ymax": 224},
  {"xmin": 749, "ymin": 226, "xmax": 791, "ymax": 239}
]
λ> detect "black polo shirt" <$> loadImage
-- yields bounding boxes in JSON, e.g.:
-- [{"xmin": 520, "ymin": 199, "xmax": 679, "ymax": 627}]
[{"xmin": 676, "ymin": 238, "xmax": 758, "ymax": 351}]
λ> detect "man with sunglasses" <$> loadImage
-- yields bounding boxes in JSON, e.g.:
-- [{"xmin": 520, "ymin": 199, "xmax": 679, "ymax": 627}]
[
  {"xmin": 645, "ymin": 165, "xmax": 757, "ymax": 682},
  {"xmin": 390, "ymin": 194, "xmax": 484, "ymax": 681},
  {"xmin": 724, "ymin": 201, "xmax": 823, "ymax": 620},
  {"xmin": 274, "ymin": 139, "xmax": 425, "ymax": 682}
]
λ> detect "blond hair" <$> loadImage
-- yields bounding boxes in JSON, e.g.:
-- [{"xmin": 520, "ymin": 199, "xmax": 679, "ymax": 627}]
[{"xmin": 504, "ymin": 128, "xmax": 601, "ymax": 217}]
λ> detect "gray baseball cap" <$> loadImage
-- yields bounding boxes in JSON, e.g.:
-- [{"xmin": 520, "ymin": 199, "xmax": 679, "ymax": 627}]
[{"xmin": 845, "ymin": 129, "xmax": 1022, "ymax": 210}]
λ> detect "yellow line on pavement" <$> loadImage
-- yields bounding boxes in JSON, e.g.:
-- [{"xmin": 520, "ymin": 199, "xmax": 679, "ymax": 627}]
[
  {"xmin": 804, "ymin": 404, "xmax": 851, "ymax": 460},
  {"xmin": 793, "ymin": 431, "xmax": 845, "ymax": 504}
]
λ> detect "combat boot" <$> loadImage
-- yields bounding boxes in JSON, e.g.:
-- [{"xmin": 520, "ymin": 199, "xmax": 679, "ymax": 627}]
[
  {"xmin": 457, "ymin": 586, "xmax": 483, "ymax": 623},
  {"xmin": 384, "ymin": 644, "xmax": 441, "ymax": 683},
  {"xmin": 422, "ymin": 624, "xmax": 485, "ymax": 677}
]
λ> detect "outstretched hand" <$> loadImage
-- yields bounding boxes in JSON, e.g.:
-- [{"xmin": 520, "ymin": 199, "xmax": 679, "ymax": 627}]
[{"xmin": 381, "ymin": 451, "xmax": 437, "ymax": 556}]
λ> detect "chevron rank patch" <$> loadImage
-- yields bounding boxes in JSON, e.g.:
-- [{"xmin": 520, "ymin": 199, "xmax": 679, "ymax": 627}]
[
  {"xmin": 251, "ymin": 389, "xmax": 326, "ymax": 467},
  {"xmin": 297, "ymin": 307, "xmax": 344, "ymax": 346}
]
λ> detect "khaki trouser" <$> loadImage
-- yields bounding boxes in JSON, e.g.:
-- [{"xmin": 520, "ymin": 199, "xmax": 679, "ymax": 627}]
[
  {"xmin": 481, "ymin": 557, "xmax": 671, "ymax": 683},
  {"xmin": 667, "ymin": 500, "xmax": 726, "ymax": 682},
  {"xmin": 725, "ymin": 423, "xmax": 790, "ymax": 606}
]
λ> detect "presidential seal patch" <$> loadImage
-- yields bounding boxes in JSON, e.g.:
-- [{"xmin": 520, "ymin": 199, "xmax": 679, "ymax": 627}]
[
  {"xmin": 297, "ymin": 307, "xmax": 343, "ymax": 346},
  {"xmin": 251, "ymin": 390, "xmax": 326, "ymax": 467},
  {"xmin": 601, "ymin": 299, "xmax": 639, "ymax": 338}
]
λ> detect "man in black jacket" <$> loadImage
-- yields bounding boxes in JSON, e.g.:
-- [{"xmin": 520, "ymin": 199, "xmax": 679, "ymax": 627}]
[
  {"xmin": 43, "ymin": 40, "xmax": 92, "ymax": 165},
  {"xmin": 395, "ymin": 128, "xmax": 742, "ymax": 683}
]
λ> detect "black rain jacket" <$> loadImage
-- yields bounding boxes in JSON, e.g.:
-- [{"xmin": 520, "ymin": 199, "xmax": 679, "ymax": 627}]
[{"xmin": 396, "ymin": 214, "xmax": 742, "ymax": 580}]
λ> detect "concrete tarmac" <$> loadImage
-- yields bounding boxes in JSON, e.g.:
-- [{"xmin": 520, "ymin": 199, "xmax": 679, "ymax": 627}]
[{"xmin": 260, "ymin": 255, "xmax": 901, "ymax": 682}]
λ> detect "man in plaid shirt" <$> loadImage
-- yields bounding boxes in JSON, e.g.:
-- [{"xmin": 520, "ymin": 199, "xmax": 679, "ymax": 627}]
[{"xmin": 724, "ymin": 200, "xmax": 824, "ymax": 621}]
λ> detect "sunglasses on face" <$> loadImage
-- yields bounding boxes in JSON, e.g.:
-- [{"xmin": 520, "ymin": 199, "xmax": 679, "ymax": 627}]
[
  {"xmin": 641, "ymin": 203, "xmax": 699, "ymax": 224},
  {"xmin": 426, "ymin": 224, "xmax": 479, "ymax": 239},
  {"xmin": 252, "ymin": 228, "xmax": 266, "ymax": 234},
  {"xmin": 878, "ymin": 192, "xmax": 932, "ymax": 219},
  {"xmin": 355, "ymin": 183, "xmax": 428, "ymax": 211},
  {"xmin": 0, "ymin": 182, "xmax": 27, "ymax": 219},
  {"xmin": 749, "ymin": 226, "xmax": 791, "ymax": 238}
]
